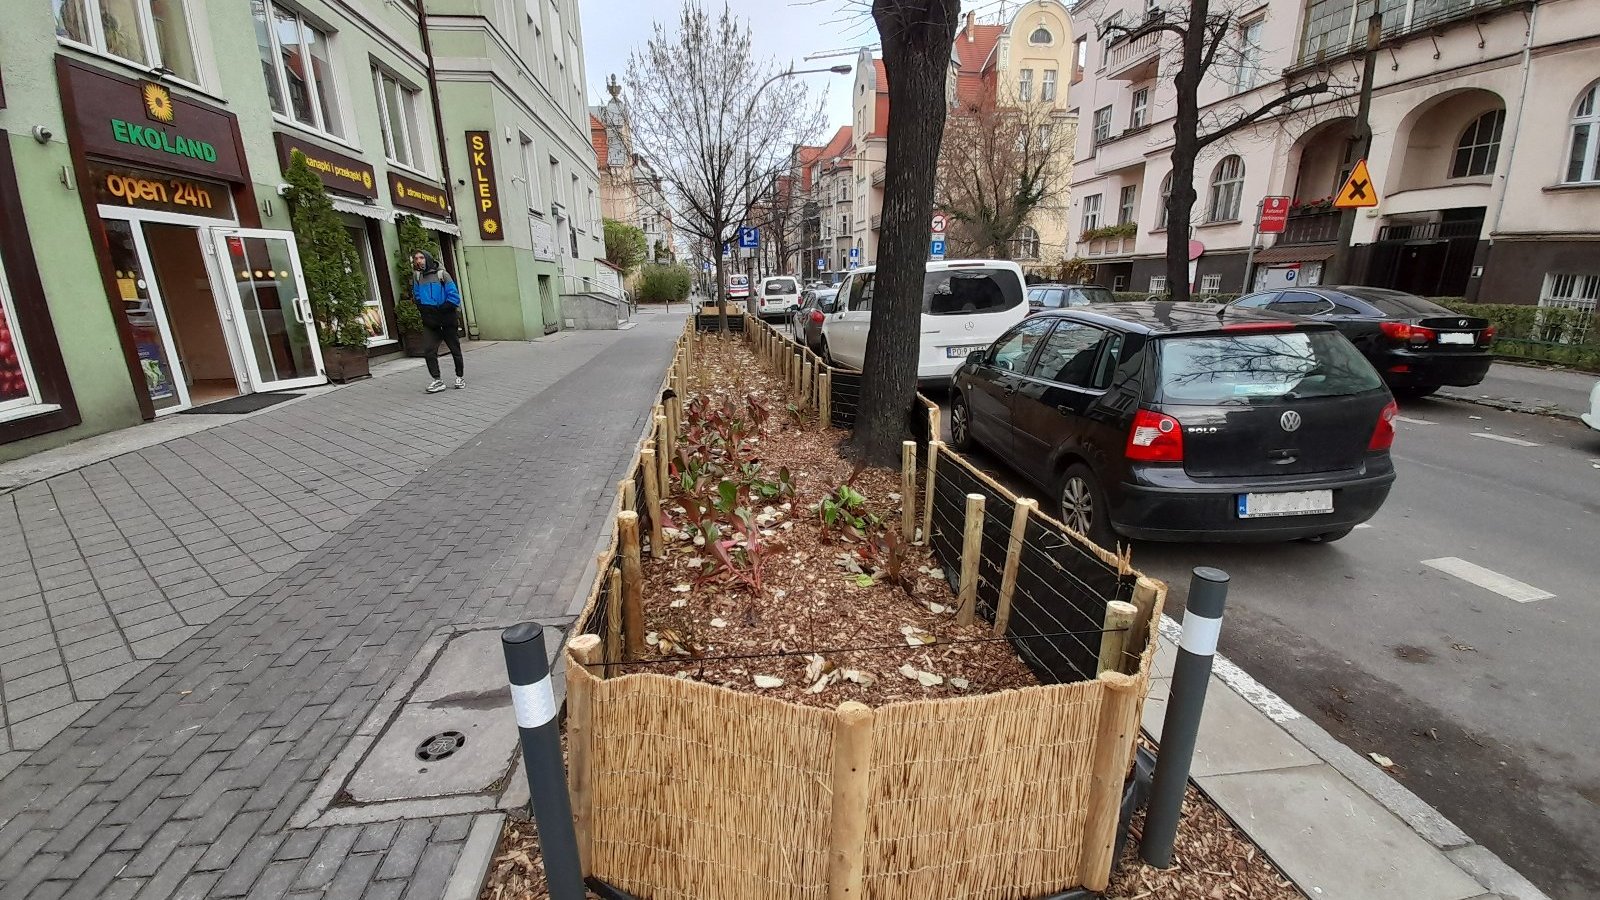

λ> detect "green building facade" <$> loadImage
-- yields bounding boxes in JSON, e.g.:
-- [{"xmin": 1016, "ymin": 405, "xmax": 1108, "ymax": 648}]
[{"xmin": 0, "ymin": 0, "xmax": 598, "ymax": 461}]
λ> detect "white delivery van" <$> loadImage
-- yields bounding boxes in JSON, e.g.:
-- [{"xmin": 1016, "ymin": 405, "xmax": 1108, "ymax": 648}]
[
  {"xmin": 726, "ymin": 273, "xmax": 750, "ymax": 302},
  {"xmin": 821, "ymin": 259, "xmax": 1028, "ymax": 386},
  {"xmin": 754, "ymin": 275, "xmax": 801, "ymax": 321}
]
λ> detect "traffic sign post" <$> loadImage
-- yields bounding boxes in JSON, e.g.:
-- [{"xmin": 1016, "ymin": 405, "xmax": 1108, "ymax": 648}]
[
  {"xmin": 929, "ymin": 237, "xmax": 946, "ymax": 261},
  {"xmin": 930, "ymin": 212, "xmax": 948, "ymax": 235},
  {"xmin": 737, "ymin": 226, "xmax": 760, "ymax": 248},
  {"xmin": 1334, "ymin": 160, "xmax": 1379, "ymax": 209},
  {"xmin": 1243, "ymin": 196, "xmax": 1289, "ymax": 293}
]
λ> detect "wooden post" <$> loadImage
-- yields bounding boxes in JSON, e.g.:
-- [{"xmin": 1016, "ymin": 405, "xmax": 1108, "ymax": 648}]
[
  {"xmin": 994, "ymin": 498, "xmax": 1035, "ymax": 636},
  {"xmin": 565, "ymin": 633, "xmax": 602, "ymax": 872},
  {"xmin": 1080, "ymin": 671, "xmax": 1141, "ymax": 891},
  {"xmin": 618, "ymin": 512, "xmax": 644, "ymax": 659},
  {"xmin": 818, "ymin": 370, "xmax": 832, "ymax": 428},
  {"xmin": 604, "ymin": 567, "xmax": 623, "ymax": 672},
  {"xmin": 1124, "ymin": 576, "xmax": 1164, "ymax": 675},
  {"xmin": 900, "ymin": 441, "xmax": 917, "ymax": 542},
  {"xmin": 640, "ymin": 447, "xmax": 664, "ymax": 560},
  {"xmin": 803, "ymin": 361, "xmax": 815, "ymax": 409},
  {"xmin": 618, "ymin": 477, "xmax": 635, "ymax": 514},
  {"xmin": 957, "ymin": 492, "xmax": 985, "ymax": 626},
  {"xmin": 1098, "ymin": 600, "xmax": 1139, "ymax": 674},
  {"xmin": 926, "ymin": 404, "xmax": 941, "ymax": 444},
  {"xmin": 827, "ymin": 701, "xmax": 874, "ymax": 900},
  {"xmin": 922, "ymin": 441, "xmax": 942, "ymax": 546},
  {"xmin": 654, "ymin": 414, "xmax": 669, "ymax": 499}
]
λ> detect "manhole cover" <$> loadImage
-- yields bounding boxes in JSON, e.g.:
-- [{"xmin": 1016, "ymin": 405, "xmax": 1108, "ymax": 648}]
[{"xmin": 416, "ymin": 731, "xmax": 466, "ymax": 762}]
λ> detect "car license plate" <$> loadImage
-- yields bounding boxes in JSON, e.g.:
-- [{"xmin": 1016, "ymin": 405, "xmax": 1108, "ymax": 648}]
[
  {"xmin": 1436, "ymin": 331, "xmax": 1475, "ymax": 345},
  {"xmin": 1237, "ymin": 490, "xmax": 1334, "ymax": 518},
  {"xmin": 946, "ymin": 344, "xmax": 987, "ymax": 359}
]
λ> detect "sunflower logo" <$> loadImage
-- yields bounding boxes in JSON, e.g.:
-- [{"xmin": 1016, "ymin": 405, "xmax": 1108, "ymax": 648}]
[
  {"xmin": 483, "ymin": 219, "xmax": 499, "ymax": 234},
  {"xmin": 361, "ymin": 171, "xmax": 373, "ymax": 190},
  {"xmin": 143, "ymin": 83, "xmax": 174, "ymax": 124}
]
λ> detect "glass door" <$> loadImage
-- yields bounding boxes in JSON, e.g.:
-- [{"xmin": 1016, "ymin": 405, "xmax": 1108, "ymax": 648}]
[
  {"xmin": 209, "ymin": 228, "xmax": 327, "ymax": 391},
  {"xmin": 105, "ymin": 219, "xmax": 190, "ymax": 413}
]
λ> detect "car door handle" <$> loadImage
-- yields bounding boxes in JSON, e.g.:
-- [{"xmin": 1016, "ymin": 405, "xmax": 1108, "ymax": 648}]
[
  {"xmin": 1056, "ymin": 404, "xmax": 1073, "ymax": 416},
  {"xmin": 1003, "ymin": 385, "xmax": 1018, "ymax": 396}
]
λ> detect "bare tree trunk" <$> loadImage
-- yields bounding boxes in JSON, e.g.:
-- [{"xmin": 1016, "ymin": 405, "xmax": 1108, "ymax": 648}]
[
  {"xmin": 713, "ymin": 233, "xmax": 728, "ymax": 335},
  {"xmin": 854, "ymin": 0, "xmax": 960, "ymax": 466},
  {"xmin": 1165, "ymin": 0, "xmax": 1207, "ymax": 304}
]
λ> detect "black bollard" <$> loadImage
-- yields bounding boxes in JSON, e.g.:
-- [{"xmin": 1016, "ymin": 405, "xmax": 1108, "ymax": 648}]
[{"xmin": 502, "ymin": 623, "xmax": 585, "ymax": 899}]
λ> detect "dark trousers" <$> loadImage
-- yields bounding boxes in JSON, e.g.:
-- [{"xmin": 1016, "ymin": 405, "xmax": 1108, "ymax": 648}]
[{"xmin": 422, "ymin": 307, "xmax": 464, "ymax": 379}]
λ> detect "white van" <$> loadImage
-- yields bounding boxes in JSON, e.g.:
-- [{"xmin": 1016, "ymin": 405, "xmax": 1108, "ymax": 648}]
[
  {"xmin": 821, "ymin": 260, "xmax": 1028, "ymax": 386},
  {"xmin": 726, "ymin": 274, "xmax": 750, "ymax": 302},
  {"xmin": 753, "ymin": 275, "xmax": 801, "ymax": 321}
]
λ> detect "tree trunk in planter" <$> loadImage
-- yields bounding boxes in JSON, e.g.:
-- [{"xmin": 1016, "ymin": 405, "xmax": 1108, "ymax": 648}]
[{"xmin": 323, "ymin": 346, "xmax": 371, "ymax": 383}]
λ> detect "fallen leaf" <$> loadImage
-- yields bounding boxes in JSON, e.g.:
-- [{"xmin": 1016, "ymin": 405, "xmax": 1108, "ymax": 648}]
[
  {"xmin": 924, "ymin": 601, "xmax": 948, "ymax": 615},
  {"xmin": 645, "ymin": 632, "xmax": 660, "ymax": 646},
  {"xmin": 1450, "ymin": 642, "xmax": 1476, "ymax": 652},
  {"xmin": 669, "ymin": 598, "xmax": 688, "ymax": 608},
  {"xmin": 671, "ymin": 583, "xmax": 691, "ymax": 593},
  {"xmin": 950, "ymin": 677, "xmax": 970, "ymax": 690},
  {"xmin": 841, "ymin": 668, "xmax": 877, "ymax": 686},
  {"xmin": 927, "ymin": 568, "xmax": 945, "ymax": 580},
  {"xmin": 1369, "ymin": 752, "xmax": 1395, "ymax": 768},
  {"xmin": 916, "ymin": 670, "xmax": 944, "ymax": 687},
  {"xmin": 898, "ymin": 664, "xmax": 920, "ymax": 681},
  {"xmin": 753, "ymin": 675, "xmax": 784, "ymax": 689},
  {"xmin": 710, "ymin": 617, "xmax": 728, "ymax": 628},
  {"xmin": 854, "ymin": 574, "xmax": 876, "ymax": 588}
]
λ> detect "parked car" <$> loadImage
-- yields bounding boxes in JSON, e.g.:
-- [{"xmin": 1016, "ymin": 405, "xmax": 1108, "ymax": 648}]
[
  {"xmin": 822, "ymin": 259, "xmax": 1028, "ymax": 387},
  {"xmin": 1583, "ymin": 380, "xmax": 1600, "ymax": 432},
  {"xmin": 1026, "ymin": 283, "xmax": 1115, "ymax": 314},
  {"xmin": 790, "ymin": 288, "xmax": 839, "ymax": 353},
  {"xmin": 726, "ymin": 274, "xmax": 750, "ymax": 303},
  {"xmin": 950, "ymin": 302, "xmax": 1397, "ymax": 544},
  {"xmin": 1229, "ymin": 286, "xmax": 1494, "ymax": 397},
  {"xmin": 753, "ymin": 275, "xmax": 801, "ymax": 321}
]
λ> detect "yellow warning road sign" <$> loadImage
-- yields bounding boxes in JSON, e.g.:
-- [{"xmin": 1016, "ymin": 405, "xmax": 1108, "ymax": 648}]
[{"xmin": 1334, "ymin": 159, "xmax": 1379, "ymax": 209}]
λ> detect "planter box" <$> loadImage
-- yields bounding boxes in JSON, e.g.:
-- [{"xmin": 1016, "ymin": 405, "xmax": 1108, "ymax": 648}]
[
  {"xmin": 323, "ymin": 346, "xmax": 371, "ymax": 383},
  {"xmin": 401, "ymin": 331, "xmax": 427, "ymax": 358}
]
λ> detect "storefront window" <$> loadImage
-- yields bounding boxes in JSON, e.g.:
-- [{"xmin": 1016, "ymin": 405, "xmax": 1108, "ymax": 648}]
[
  {"xmin": 258, "ymin": 2, "xmax": 346, "ymax": 139},
  {"xmin": 0, "ymin": 256, "xmax": 44, "ymax": 419},
  {"xmin": 53, "ymin": 0, "xmax": 200, "ymax": 85},
  {"xmin": 346, "ymin": 225, "xmax": 390, "ymax": 345},
  {"xmin": 103, "ymin": 220, "xmax": 183, "ymax": 412}
]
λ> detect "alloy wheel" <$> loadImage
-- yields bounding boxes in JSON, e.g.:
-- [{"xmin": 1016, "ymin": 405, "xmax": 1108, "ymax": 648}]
[
  {"xmin": 1061, "ymin": 476, "xmax": 1094, "ymax": 535},
  {"xmin": 951, "ymin": 398, "xmax": 969, "ymax": 445}
]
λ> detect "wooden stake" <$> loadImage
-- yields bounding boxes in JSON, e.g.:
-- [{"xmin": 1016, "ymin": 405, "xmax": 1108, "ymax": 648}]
[
  {"xmin": 605, "ymin": 567, "xmax": 622, "ymax": 672},
  {"xmin": 618, "ymin": 512, "xmax": 644, "ymax": 658},
  {"xmin": 957, "ymin": 492, "xmax": 985, "ymax": 626},
  {"xmin": 994, "ymin": 498, "xmax": 1035, "ymax": 636},
  {"xmin": 1080, "ymin": 672, "xmax": 1141, "ymax": 891},
  {"xmin": 819, "ymin": 370, "xmax": 832, "ymax": 428},
  {"xmin": 565, "ymin": 634, "xmax": 602, "ymax": 872},
  {"xmin": 1098, "ymin": 600, "xmax": 1139, "ymax": 674},
  {"xmin": 640, "ymin": 447, "xmax": 664, "ymax": 560},
  {"xmin": 618, "ymin": 477, "xmax": 635, "ymax": 514},
  {"xmin": 927, "ymin": 404, "xmax": 942, "ymax": 444},
  {"xmin": 803, "ymin": 361, "xmax": 815, "ymax": 408},
  {"xmin": 922, "ymin": 440, "xmax": 942, "ymax": 545},
  {"xmin": 900, "ymin": 441, "xmax": 917, "ymax": 542},
  {"xmin": 1125, "ymin": 576, "xmax": 1164, "ymax": 675},
  {"xmin": 826, "ymin": 701, "xmax": 874, "ymax": 900},
  {"xmin": 654, "ymin": 414, "xmax": 669, "ymax": 499}
]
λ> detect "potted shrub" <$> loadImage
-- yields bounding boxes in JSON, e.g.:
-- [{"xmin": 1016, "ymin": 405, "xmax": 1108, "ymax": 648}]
[
  {"xmin": 393, "ymin": 215, "xmax": 438, "ymax": 357},
  {"xmin": 283, "ymin": 151, "xmax": 371, "ymax": 382}
]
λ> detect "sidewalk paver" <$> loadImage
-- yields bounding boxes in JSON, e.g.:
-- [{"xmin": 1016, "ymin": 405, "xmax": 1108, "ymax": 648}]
[{"xmin": 0, "ymin": 312, "xmax": 681, "ymax": 897}]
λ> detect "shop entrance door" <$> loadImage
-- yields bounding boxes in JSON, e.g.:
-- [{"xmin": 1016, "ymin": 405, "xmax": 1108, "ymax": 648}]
[{"xmin": 209, "ymin": 229, "xmax": 326, "ymax": 392}]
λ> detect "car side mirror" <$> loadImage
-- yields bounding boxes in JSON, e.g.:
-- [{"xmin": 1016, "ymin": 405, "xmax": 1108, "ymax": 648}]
[{"xmin": 967, "ymin": 350, "xmax": 987, "ymax": 366}]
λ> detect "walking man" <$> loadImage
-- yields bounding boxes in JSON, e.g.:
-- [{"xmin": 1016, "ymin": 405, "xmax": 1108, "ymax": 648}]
[{"xmin": 411, "ymin": 250, "xmax": 464, "ymax": 393}]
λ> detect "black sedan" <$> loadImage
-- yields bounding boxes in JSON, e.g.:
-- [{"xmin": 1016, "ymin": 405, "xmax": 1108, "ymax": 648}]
[
  {"xmin": 789, "ymin": 288, "xmax": 838, "ymax": 353},
  {"xmin": 951, "ymin": 303, "xmax": 1397, "ymax": 544},
  {"xmin": 1229, "ymin": 286, "xmax": 1494, "ymax": 397}
]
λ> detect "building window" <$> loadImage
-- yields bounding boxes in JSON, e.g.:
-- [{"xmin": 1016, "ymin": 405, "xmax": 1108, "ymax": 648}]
[
  {"xmin": 1093, "ymin": 106, "xmax": 1113, "ymax": 143},
  {"xmin": 256, "ymin": 3, "xmax": 346, "ymax": 139},
  {"xmin": 1157, "ymin": 171, "xmax": 1172, "ymax": 229},
  {"xmin": 1149, "ymin": 275, "xmax": 1167, "ymax": 292},
  {"xmin": 1015, "ymin": 225, "xmax": 1040, "ymax": 259},
  {"xmin": 374, "ymin": 70, "xmax": 428, "ymax": 172},
  {"xmin": 1130, "ymin": 88, "xmax": 1149, "ymax": 129},
  {"xmin": 1565, "ymin": 82, "xmax": 1600, "ymax": 184},
  {"xmin": 0, "ymin": 254, "xmax": 45, "ymax": 420},
  {"xmin": 1073, "ymin": 37, "xmax": 1087, "ymax": 83},
  {"xmin": 1100, "ymin": 11, "xmax": 1122, "ymax": 56},
  {"xmin": 345, "ymin": 225, "xmax": 389, "ymax": 346},
  {"xmin": 1081, "ymin": 194, "xmax": 1102, "ymax": 232},
  {"xmin": 570, "ymin": 173, "xmax": 581, "ymax": 227},
  {"xmin": 55, "ymin": 0, "xmax": 202, "ymax": 85},
  {"xmin": 548, "ymin": 156, "xmax": 562, "ymax": 216},
  {"xmin": 1030, "ymin": 25, "xmax": 1054, "ymax": 45},
  {"xmin": 1019, "ymin": 69, "xmax": 1034, "ymax": 103},
  {"xmin": 1041, "ymin": 69, "xmax": 1057, "ymax": 102},
  {"xmin": 839, "ymin": 214, "xmax": 849, "ymax": 234},
  {"xmin": 1200, "ymin": 273, "xmax": 1223, "ymax": 293},
  {"xmin": 1118, "ymin": 185, "xmax": 1137, "ymax": 225},
  {"xmin": 520, "ymin": 133, "xmax": 540, "ymax": 212},
  {"xmin": 1537, "ymin": 274, "xmax": 1599, "ymax": 344},
  {"xmin": 1207, "ymin": 154, "xmax": 1245, "ymax": 222},
  {"xmin": 1037, "ymin": 124, "xmax": 1053, "ymax": 148},
  {"xmin": 1235, "ymin": 18, "xmax": 1264, "ymax": 91},
  {"xmin": 1452, "ymin": 108, "xmax": 1504, "ymax": 178},
  {"xmin": 839, "ymin": 180, "xmax": 849, "ymax": 201}
]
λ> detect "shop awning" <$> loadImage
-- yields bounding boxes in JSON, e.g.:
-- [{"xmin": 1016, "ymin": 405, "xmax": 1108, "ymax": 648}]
[
  {"xmin": 330, "ymin": 196, "xmax": 391, "ymax": 221},
  {"xmin": 1253, "ymin": 242, "xmax": 1337, "ymax": 264},
  {"xmin": 404, "ymin": 213, "xmax": 462, "ymax": 238}
]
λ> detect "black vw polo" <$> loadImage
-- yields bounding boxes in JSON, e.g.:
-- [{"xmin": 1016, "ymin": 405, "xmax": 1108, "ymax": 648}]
[{"xmin": 949, "ymin": 302, "xmax": 1398, "ymax": 544}]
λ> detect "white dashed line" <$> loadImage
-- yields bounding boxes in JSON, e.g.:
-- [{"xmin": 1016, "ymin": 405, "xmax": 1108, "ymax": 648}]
[
  {"xmin": 1470, "ymin": 432, "xmax": 1540, "ymax": 447},
  {"xmin": 1394, "ymin": 415, "xmax": 1436, "ymax": 425},
  {"xmin": 1422, "ymin": 557, "xmax": 1555, "ymax": 603}
]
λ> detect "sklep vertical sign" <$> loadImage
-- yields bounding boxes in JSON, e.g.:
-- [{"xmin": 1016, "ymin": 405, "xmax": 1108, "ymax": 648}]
[{"xmin": 465, "ymin": 131, "xmax": 503, "ymax": 240}]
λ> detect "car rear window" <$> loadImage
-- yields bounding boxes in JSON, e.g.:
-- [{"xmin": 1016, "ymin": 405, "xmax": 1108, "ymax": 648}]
[
  {"xmin": 923, "ymin": 268, "xmax": 1024, "ymax": 316},
  {"xmin": 1333, "ymin": 286, "xmax": 1451, "ymax": 317},
  {"xmin": 730, "ymin": 275, "xmax": 748, "ymax": 286},
  {"xmin": 1066, "ymin": 286, "xmax": 1114, "ymax": 306},
  {"xmin": 1156, "ymin": 330, "xmax": 1383, "ymax": 403},
  {"xmin": 765, "ymin": 278, "xmax": 797, "ymax": 294}
]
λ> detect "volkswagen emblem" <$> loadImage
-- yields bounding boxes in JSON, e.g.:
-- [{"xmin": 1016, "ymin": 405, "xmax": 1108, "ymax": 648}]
[{"xmin": 1280, "ymin": 410, "xmax": 1302, "ymax": 432}]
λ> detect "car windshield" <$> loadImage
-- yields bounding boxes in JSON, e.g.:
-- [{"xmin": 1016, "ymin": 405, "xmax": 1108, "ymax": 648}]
[
  {"xmin": 1157, "ymin": 330, "xmax": 1383, "ymax": 404},
  {"xmin": 766, "ymin": 278, "xmax": 797, "ymax": 294},
  {"xmin": 1331, "ymin": 286, "xmax": 1452, "ymax": 317},
  {"xmin": 923, "ymin": 268, "xmax": 1024, "ymax": 316},
  {"xmin": 1066, "ymin": 286, "xmax": 1114, "ymax": 306}
]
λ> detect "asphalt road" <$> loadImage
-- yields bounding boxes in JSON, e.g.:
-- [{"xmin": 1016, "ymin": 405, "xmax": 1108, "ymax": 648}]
[{"xmin": 928, "ymin": 386, "xmax": 1600, "ymax": 899}]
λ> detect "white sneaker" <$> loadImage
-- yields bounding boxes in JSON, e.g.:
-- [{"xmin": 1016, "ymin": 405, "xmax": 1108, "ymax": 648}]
[
  {"xmin": 426, "ymin": 379, "xmax": 446, "ymax": 393},
  {"xmin": 453, "ymin": 377, "xmax": 465, "ymax": 389}
]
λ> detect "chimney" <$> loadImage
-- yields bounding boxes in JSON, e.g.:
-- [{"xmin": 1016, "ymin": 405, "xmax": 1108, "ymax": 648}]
[{"xmin": 965, "ymin": 11, "xmax": 975, "ymax": 41}]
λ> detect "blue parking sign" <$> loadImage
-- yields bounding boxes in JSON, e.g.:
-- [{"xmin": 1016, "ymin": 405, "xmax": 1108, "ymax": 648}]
[
  {"xmin": 929, "ymin": 238, "xmax": 946, "ymax": 260},
  {"xmin": 738, "ymin": 227, "xmax": 759, "ymax": 248}
]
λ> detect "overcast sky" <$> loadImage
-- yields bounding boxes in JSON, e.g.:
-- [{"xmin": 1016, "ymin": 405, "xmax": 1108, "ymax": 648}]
[{"xmin": 576, "ymin": 0, "xmax": 1004, "ymax": 132}]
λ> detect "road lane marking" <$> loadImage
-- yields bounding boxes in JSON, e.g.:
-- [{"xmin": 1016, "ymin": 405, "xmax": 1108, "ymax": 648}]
[
  {"xmin": 1422, "ymin": 557, "xmax": 1555, "ymax": 603},
  {"xmin": 1470, "ymin": 432, "xmax": 1540, "ymax": 447},
  {"xmin": 1394, "ymin": 415, "xmax": 1436, "ymax": 425},
  {"xmin": 1355, "ymin": 523, "xmax": 1373, "ymax": 529}
]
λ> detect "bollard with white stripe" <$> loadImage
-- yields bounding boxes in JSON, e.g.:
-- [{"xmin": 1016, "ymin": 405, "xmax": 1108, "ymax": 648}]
[
  {"xmin": 1140, "ymin": 566, "xmax": 1229, "ymax": 869},
  {"xmin": 502, "ymin": 623, "xmax": 585, "ymax": 899}
]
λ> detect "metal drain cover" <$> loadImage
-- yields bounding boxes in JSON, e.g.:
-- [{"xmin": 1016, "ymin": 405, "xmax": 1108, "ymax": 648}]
[{"xmin": 416, "ymin": 731, "xmax": 466, "ymax": 762}]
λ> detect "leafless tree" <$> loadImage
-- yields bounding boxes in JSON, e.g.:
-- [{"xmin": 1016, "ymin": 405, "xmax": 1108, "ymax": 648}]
[
  {"xmin": 624, "ymin": 2, "xmax": 825, "ymax": 332},
  {"xmin": 1091, "ymin": 0, "xmax": 1344, "ymax": 301},
  {"xmin": 938, "ymin": 98, "xmax": 1076, "ymax": 261}
]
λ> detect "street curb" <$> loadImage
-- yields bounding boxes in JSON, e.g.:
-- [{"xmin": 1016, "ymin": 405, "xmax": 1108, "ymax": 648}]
[
  {"xmin": 1169, "ymin": 615, "xmax": 1553, "ymax": 900},
  {"xmin": 1435, "ymin": 389, "xmax": 1582, "ymax": 422},
  {"xmin": 443, "ymin": 812, "xmax": 506, "ymax": 900}
]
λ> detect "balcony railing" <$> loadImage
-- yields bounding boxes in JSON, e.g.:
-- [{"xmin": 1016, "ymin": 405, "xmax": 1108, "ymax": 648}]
[
  {"xmin": 1079, "ymin": 235, "xmax": 1134, "ymax": 258},
  {"xmin": 871, "ymin": 214, "xmax": 882, "ymax": 231},
  {"xmin": 1106, "ymin": 30, "xmax": 1160, "ymax": 81},
  {"xmin": 1278, "ymin": 209, "xmax": 1340, "ymax": 245},
  {"xmin": 1297, "ymin": 0, "xmax": 1524, "ymax": 67},
  {"xmin": 1376, "ymin": 219, "xmax": 1483, "ymax": 241},
  {"xmin": 871, "ymin": 168, "xmax": 885, "ymax": 187}
]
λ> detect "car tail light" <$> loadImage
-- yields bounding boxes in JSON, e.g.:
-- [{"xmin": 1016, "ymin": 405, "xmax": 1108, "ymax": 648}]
[
  {"xmin": 1379, "ymin": 322, "xmax": 1435, "ymax": 345},
  {"xmin": 809, "ymin": 310, "xmax": 824, "ymax": 325},
  {"xmin": 1126, "ymin": 409, "xmax": 1183, "ymax": 462},
  {"xmin": 1369, "ymin": 399, "xmax": 1398, "ymax": 451},
  {"xmin": 1480, "ymin": 325, "xmax": 1497, "ymax": 345}
]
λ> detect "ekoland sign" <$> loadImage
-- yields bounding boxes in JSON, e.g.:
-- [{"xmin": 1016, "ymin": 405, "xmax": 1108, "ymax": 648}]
[
  {"xmin": 109, "ymin": 118, "xmax": 218, "ymax": 163},
  {"xmin": 57, "ymin": 59, "xmax": 246, "ymax": 183}
]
